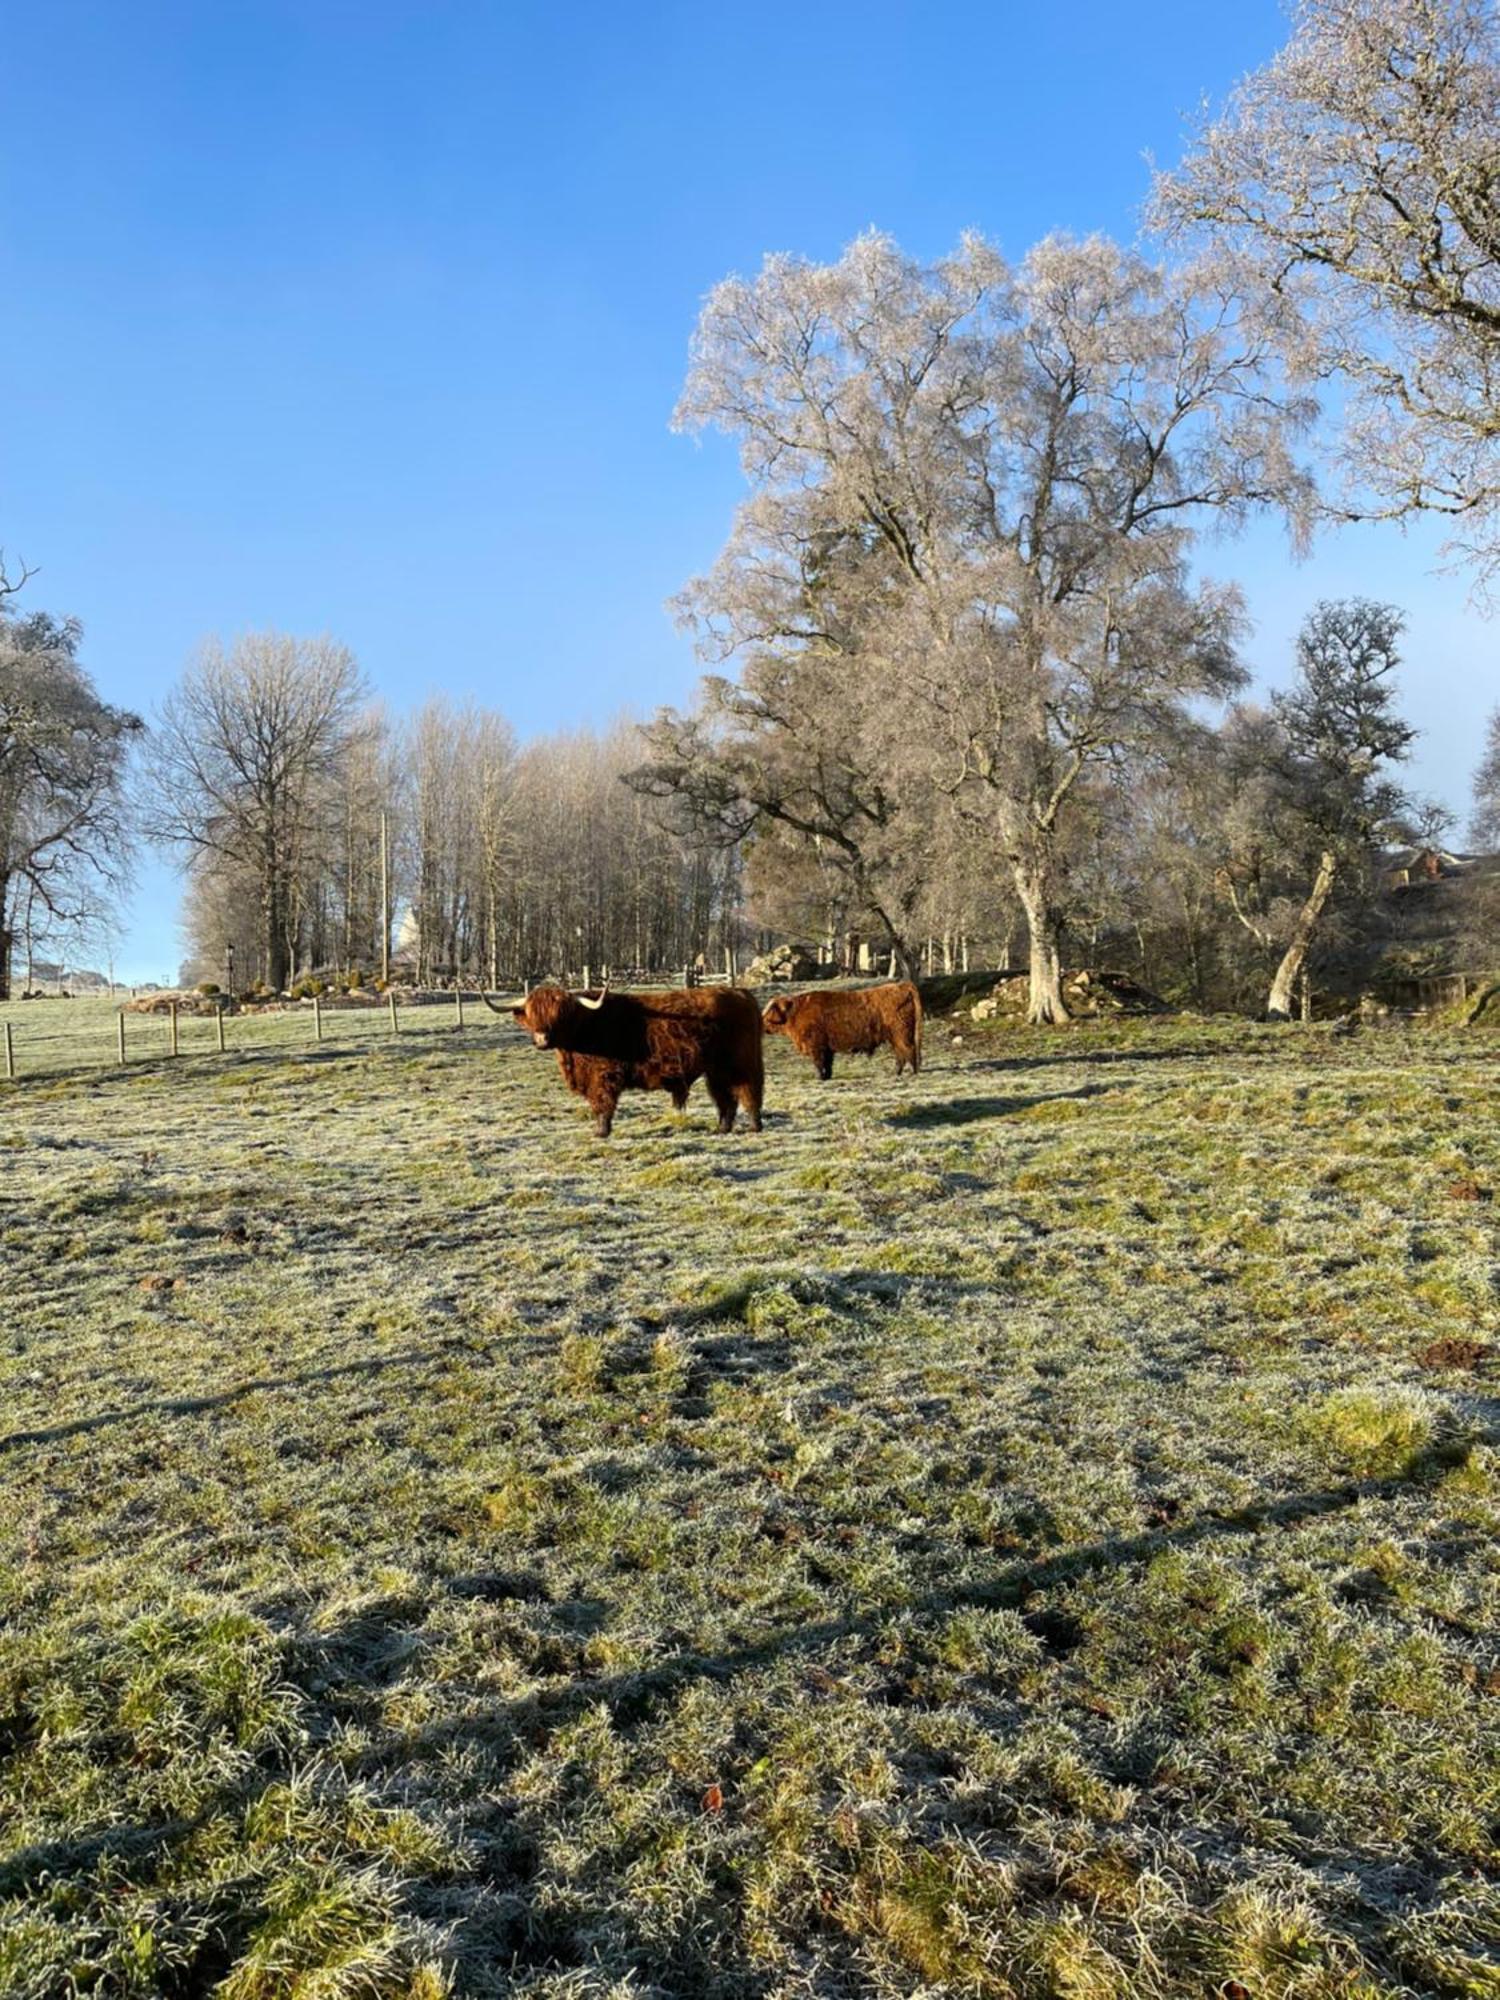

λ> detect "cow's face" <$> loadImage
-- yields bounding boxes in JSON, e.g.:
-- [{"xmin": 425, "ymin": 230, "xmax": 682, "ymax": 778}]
[
  {"xmin": 762, "ymin": 994, "xmax": 794, "ymax": 1035},
  {"xmin": 512, "ymin": 985, "xmax": 568, "ymax": 1049}
]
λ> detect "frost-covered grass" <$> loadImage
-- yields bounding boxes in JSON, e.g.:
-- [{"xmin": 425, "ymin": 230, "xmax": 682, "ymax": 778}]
[
  {"xmin": 0, "ymin": 993, "xmax": 464, "ymax": 1082},
  {"xmin": 1, "ymin": 1015, "xmax": 1497, "ymax": 1998}
]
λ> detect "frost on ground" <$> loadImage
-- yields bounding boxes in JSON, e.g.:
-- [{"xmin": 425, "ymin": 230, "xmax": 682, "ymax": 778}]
[{"xmin": 0, "ymin": 1010, "xmax": 1496, "ymax": 1999}]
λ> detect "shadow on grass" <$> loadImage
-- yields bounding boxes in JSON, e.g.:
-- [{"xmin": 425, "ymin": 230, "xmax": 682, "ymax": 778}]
[
  {"xmin": 1, "ymin": 1437, "xmax": 1483, "ymax": 1990},
  {"xmin": 390, "ymin": 1436, "xmax": 1487, "ymax": 1763},
  {"xmin": 0, "ymin": 1332, "xmax": 488, "ymax": 1453},
  {"xmin": 962, "ymin": 1045, "xmax": 1236, "ymax": 1075},
  {"xmin": 889, "ymin": 1083, "xmax": 1111, "ymax": 1127}
]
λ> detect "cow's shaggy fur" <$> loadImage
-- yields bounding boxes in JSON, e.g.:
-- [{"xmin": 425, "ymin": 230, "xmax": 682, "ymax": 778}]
[
  {"xmin": 762, "ymin": 982, "xmax": 923, "ymax": 1080},
  {"xmin": 509, "ymin": 985, "xmax": 764, "ymax": 1137}
]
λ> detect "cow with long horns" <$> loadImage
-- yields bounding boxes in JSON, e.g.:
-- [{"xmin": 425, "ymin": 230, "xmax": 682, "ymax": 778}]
[{"xmin": 482, "ymin": 983, "xmax": 765, "ymax": 1138}]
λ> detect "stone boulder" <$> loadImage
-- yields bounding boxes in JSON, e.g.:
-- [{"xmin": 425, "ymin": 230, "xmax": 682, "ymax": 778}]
[
  {"xmin": 969, "ymin": 968, "xmax": 1171, "ymax": 1021},
  {"xmin": 744, "ymin": 943, "xmax": 824, "ymax": 984}
]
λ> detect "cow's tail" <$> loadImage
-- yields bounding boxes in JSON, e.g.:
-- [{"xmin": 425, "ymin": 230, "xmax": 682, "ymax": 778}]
[{"xmin": 911, "ymin": 981, "xmax": 924, "ymax": 1074}]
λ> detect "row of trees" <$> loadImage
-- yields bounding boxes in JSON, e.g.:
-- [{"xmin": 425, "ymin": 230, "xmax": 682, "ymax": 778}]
[
  {"xmin": 157, "ymin": 648, "xmax": 745, "ymax": 994},
  {"xmin": 1, "ymin": 564, "xmax": 1494, "ymax": 1011},
  {"xmin": 0, "ymin": 599, "xmax": 751, "ymax": 998}
]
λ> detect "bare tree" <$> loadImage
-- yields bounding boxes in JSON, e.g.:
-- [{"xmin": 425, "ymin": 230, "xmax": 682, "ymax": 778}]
[
  {"xmin": 667, "ymin": 230, "xmax": 1309, "ymax": 1019},
  {"xmin": 1154, "ymin": 0, "xmax": 1500, "ymax": 589},
  {"xmin": 145, "ymin": 633, "xmax": 368, "ymax": 993},
  {"xmin": 0, "ymin": 600, "xmax": 140, "ymax": 1000},
  {"xmin": 0, "ymin": 552, "xmax": 38, "ymax": 610},
  {"xmin": 631, "ymin": 644, "xmax": 933, "ymax": 982}
]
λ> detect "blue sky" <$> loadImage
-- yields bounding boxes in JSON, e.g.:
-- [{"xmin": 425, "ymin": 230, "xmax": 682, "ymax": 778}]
[{"xmin": 2, "ymin": 0, "xmax": 1493, "ymax": 980}]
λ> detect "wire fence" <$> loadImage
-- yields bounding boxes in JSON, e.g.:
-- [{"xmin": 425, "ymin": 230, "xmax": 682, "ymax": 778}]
[{"xmin": 0, "ymin": 990, "xmax": 516, "ymax": 1086}]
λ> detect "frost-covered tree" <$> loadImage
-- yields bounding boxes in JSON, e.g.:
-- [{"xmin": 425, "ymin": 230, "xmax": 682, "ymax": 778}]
[
  {"xmin": 0, "ymin": 596, "xmax": 140, "ymax": 999},
  {"xmin": 1154, "ymin": 0, "xmax": 1500, "ymax": 588},
  {"xmin": 662, "ymin": 230, "xmax": 1310, "ymax": 1019},
  {"xmin": 146, "ymin": 633, "xmax": 368, "ymax": 993}
]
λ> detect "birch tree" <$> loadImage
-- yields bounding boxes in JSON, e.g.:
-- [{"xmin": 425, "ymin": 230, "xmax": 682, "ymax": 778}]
[
  {"xmin": 1154, "ymin": 0, "xmax": 1500, "ymax": 589},
  {"xmin": 667, "ymin": 230, "xmax": 1310, "ymax": 1019}
]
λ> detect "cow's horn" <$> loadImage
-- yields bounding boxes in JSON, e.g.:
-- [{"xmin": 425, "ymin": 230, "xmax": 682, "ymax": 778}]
[
  {"xmin": 577, "ymin": 982, "xmax": 609, "ymax": 1011},
  {"xmin": 477, "ymin": 991, "xmax": 524, "ymax": 1015}
]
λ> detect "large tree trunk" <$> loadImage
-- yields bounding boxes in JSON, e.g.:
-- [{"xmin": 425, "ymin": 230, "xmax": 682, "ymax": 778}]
[
  {"xmin": 1266, "ymin": 849, "xmax": 1337, "ymax": 1020},
  {"xmin": 882, "ymin": 931, "xmax": 921, "ymax": 983},
  {"xmin": 1013, "ymin": 860, "xmax": 1068, "ymax": 1024},
  {"xmin": 262, "ymin": 874, "xmax": 291, "ymax": 994}
]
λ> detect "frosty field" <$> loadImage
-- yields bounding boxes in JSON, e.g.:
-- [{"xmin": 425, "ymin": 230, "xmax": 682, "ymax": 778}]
[{"xmin": 1, "ymin": 1006, "xmax": 1497, "ymax": 1998}]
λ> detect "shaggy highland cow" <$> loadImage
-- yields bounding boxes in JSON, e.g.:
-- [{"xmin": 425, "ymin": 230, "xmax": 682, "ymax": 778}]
[
  {"xmin": 762, "ymin": 982, "xmax": 923, "ymax": 1080},
  {"xmin": 484, "ymin": 984, "xmax": 764, "ymax": 1137}
]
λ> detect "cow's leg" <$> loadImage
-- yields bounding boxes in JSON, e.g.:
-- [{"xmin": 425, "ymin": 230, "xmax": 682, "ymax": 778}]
[
  {"xmin": 735, "ymin": 1054, "xmax": 764, "ymax": 1133},
  {"xmin": 669, "ymin": 1082, "xmax": 691, "ymax": 1112},
  {"xmin": 816, "ymin": 1042, "xmax": 834, "ymax": 1081},
  {"xmin": 707, "ymin": 1073, "xmax": 739, "ymax": 1133},
  {"xmin": 588, "ymin": 1081, "xmax": 619, "ymax": 1138}
]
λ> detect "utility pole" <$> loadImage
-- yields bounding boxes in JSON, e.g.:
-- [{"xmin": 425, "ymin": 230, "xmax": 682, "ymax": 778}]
[{"xmin": 380, "ymin": 808, "xmax": 391, "ymax": 985}]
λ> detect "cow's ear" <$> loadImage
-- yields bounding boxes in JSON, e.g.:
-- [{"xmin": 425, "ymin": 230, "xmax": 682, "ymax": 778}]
[{"xmin": 511, "ymin": 1004, "xmax": 526, "ymax": 1020}]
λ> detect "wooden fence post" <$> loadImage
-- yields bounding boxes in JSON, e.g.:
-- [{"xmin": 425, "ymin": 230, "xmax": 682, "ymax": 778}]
[
  {"xmin": 313, "ymin": 993, "xmax": 323, "ymax": 1043},
  {"xmin": 388, "ymin": 991, "xmax": 399, "ymax": 1035},
  {"xmin": 216, "ymin": 1006, "xmax": 226, "ymax": 1054},
  {"xmin": 170, "ymin": 1002, "xmax": 179, "ymax": 1057},
  {"xmin": 117, "ymin": 1011, "xmax": 126, "ymax": 1064},
  {"xmin": 455, "ymin": 989, "xmax": 464, "ymax": 1029},
  {"xmin": 3, "ymin": 1022, "xmax": 13, "ymax": 1081}
]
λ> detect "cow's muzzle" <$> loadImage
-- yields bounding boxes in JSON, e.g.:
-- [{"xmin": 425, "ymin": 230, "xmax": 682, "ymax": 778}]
[{"xmin": 532, "ymin": 1032, "xmax": 552, "ymax": 1049}]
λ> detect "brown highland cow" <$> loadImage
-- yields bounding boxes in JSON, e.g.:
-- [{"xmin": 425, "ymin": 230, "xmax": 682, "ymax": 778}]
[
  {"xmin": 762, "ymin": 981, "xmax": 923, "ymax": 1080},
  {"xmin": 484, "ymin": 984, "xmax": 764, "ymax": 1137}
]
